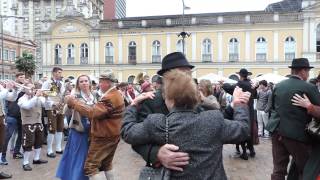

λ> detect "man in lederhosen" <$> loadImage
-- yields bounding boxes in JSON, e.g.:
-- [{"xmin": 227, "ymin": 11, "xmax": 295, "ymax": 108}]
[
  {"xmin": 41, "ymin": 67, "xmax": 65, "ymax": 158},
  {"xmin": 18, "ymin": 83, "xmax": 53, "ymax": 171}
]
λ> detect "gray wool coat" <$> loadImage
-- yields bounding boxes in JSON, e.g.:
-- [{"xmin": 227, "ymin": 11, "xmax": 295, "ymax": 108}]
[{"xmin": 121, "ymin": 105, "xmax": 250, "ymax": 180}]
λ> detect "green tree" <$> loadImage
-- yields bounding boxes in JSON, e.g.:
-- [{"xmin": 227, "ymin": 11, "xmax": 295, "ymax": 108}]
[{"xmin": 15, "ymin": 51, "xmax": 36, "ymax": 78}]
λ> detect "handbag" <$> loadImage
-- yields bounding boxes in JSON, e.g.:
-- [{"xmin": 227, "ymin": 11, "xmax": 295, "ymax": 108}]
[
  {"xmin": 306, "ymin": 118, "xmax": 320, "ymax": 140},
  {"xmin": 138, "ymin": 117, "xmax": 171, "ymax": 180}
]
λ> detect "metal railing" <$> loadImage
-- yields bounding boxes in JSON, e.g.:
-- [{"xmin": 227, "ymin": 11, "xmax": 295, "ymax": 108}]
[
  {"xmin": 80, "ymin": 57, "xmax": 88, "ymax": 64},
  {"xmin": 128, "ymin": 55, "xmax": 136, "ymax": 65},
  {"xmin": 285, "ymin": 53, "xmax": 295, "ymax": 61},
  {"xmin": 229, "ymin": 54, "xmax": 239, "ymax": 62},
  {"xmin": 256, "ymin": 53, "xmax": 267, "ymax": 61},
  {"xmin": 54, "ymin": 57, "xmax": 62, "ymax": 64},
  {"xmin": 67, "ymin": 57, "xmax": 74, "ymax": 64},
  {"xmin": 105, "ymin": 56, "xmax": 114, "ymax": 64},
  {"xmin": 202, "ymin": 54, "xmax": 212, "ymax": 62},
  {"xmin": 152, "ymin": 55, "xmax": 161, "ymax": 63}
]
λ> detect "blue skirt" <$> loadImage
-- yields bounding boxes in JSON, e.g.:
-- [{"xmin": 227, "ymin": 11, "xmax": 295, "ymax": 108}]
[{"xmin": 56, "ymin": 117, "xmax": 90, "ymax": 180}]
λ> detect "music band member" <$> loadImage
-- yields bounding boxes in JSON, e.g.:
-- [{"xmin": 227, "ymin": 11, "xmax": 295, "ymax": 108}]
[
  {"xmin": 41, "ymin": 67, "xmax": 65, "ymax": 158},
  {"xmin": 0, "ymin": 81, "xmax": 18, "ymax": 179},
  {"xmin": 65, "ymin": 73, "xmax": 125, "ymax": 180},
  {"xmin": 18, "ymin": 83, "xmax": 53, "ymax": 171},
  {"xmin": 2, "ymin": 73, "xmax": 26, "ymax": 164}
]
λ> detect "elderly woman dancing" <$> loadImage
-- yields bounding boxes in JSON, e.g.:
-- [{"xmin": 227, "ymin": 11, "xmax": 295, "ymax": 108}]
[{"xmin": 122, "ymin": 69, "xmax": 251, "ymax": 180}]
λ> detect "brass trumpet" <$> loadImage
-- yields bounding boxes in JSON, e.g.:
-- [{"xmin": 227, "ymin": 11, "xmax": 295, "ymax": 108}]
[
  {"xmin": 0, "ymin": 79, "xmax": 32, "ymax": 91},
  {"xmin": 42, "ymin": 89, "xmax": 58, "ymax": 97}
]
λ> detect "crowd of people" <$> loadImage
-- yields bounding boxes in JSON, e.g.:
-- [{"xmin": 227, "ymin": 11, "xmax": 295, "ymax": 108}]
[{"xmin": 0, "ymin": 52, "xmax": 318, "ymax": 180}]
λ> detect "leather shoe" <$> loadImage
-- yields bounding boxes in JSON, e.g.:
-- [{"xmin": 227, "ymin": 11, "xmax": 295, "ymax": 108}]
[
  {"xmin": 0, "ymin": 172, "xmax": 12, "ymax": 179},
  {"xmin": 22, "ymin": 164, "xmax": 32, "ymax": 171},
  {"xmin": 46, "ymin": 153, "xmax": 56, "ymax": 158},
  {"xmin": 239, "ymin": 153, "xmax": 249, "ymax": 160},
  {"xmin": 33, "ymin": 159, "xmax": 48, "ymax": 164},
  {"xmin": 249, "ymin": 151, "xmax": 256, "ymax": 158},
  {"xmin": 56, "ymin": 151, "xmax": 63, "ymax": 154},
  {"xmin": 13, "ymin": 153, "xmax": 23, "ymax": 159}
]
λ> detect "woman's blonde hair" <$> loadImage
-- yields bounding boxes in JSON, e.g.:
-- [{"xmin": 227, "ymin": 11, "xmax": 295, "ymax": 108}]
[
  {"xmin": 75, "ymin": 75, "xmax": 91, "ymax": 93},
  {"xmin": 199, "ymin": 79, "xmax": 212, "ymax": 97},
  {"xmin": 163, "ymin": 69, "xmax": 199, "ymax": 109}
]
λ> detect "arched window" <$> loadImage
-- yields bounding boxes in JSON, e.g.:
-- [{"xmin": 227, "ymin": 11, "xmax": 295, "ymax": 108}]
[
  {"xmin": 176, "ymin": 39, "xmax": 186, "ymax": 54},
  {"xmin": 256, "ymin": 37, "xmax": 267, "ymax": 61},
  {"xmin": 80, "ymin": 43, "xmax": 88, "ymax": 64},
  {"xmin": 67, "ymin": 44, "xmax": 75, "ymax": 64},
  {"xmin": 152, "ymin": 40, "xmax": 161, "ymax": 63},
  {"xmin": 54, "ymin": 44, "xmax": 62, "ymax": 64},
  {"xmin": 105, "ymin": 42, "xmax": 114, "ymax": 64},
  {"xmin": 284, "ymin": 36, "xmax": 296, "ymax": 61},
  {"xmin": 128, "ymin": 41, "xmax": 136, "ymax": 64},
  {"xmin": 202, "ymin": 38, "xmax": 212, "ymax": 62},
  {"xmin": 229, "ymin": 38, "xmax": 239, "ymax": 62},
  {"xmin": 317, "ymin": 24, "xmax": 320, "ymax": 60}
]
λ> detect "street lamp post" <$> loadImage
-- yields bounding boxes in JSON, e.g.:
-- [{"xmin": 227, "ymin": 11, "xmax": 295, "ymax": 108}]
[
  {"xmin": 178, "ymin": 0, "xmax": 191, "ymax": 55},
  {"xmin": 0, "ymin": 15, "xmax": 24, "ymax": 80}
]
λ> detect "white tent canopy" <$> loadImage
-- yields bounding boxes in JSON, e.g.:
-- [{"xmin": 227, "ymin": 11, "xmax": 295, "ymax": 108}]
[
  {"xmin": 198, "ymin": 73, "xmax": 237, "ymax": 84},
  {"xmin": 252, "ymin": 73, "xmax": 288, "ymax": 84}
]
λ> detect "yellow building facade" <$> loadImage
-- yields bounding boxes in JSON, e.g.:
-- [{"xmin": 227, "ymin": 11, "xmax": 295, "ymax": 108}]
[{"xmin": 40, "ymin": 0, "xmax": 320, "ymax": 82}]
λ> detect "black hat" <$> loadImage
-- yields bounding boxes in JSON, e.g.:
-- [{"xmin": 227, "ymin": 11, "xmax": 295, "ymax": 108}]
[
  {"xmin": 157, "ymin": 52, "xmax": 194, "ymax": 76},
  {"xmin": 288, "ymin": 58, "xmax": 314, "ymax": 69},
  {"xmin": 236, "ymin": 68, "xmax": 252, "ymax": 77}
]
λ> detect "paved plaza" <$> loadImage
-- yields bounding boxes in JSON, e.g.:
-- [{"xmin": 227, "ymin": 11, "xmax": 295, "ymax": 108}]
[{"xmin": 0, "ymin": 138, "xmax": 273, "ymax": 180}]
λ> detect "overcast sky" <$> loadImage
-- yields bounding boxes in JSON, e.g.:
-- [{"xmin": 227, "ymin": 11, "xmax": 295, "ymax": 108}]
[{"xmin": 127, "ymin": 0, "xmax": 282, "ymax": 17}]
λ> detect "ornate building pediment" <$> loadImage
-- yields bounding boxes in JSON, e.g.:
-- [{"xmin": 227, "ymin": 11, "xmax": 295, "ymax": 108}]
[{"xmin": 59, "ymin": 23, "xmax": 82, "ymax": 33}]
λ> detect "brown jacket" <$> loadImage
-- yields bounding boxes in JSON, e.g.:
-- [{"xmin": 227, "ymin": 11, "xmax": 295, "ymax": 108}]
[{"xmin": 67, "ymin": 87, "xmax": 125, "ymax": 138}]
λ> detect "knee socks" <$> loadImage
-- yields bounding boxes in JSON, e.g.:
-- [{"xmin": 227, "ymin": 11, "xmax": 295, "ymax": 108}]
[
  {"xmin": 34, "ymin": 148, "xmax": 41, "ymax": 161},
  {"xmin": 23, "ymin": 151, "xmax": 31, "ymax": 165},
  {"xmin": 47, "ymin": 133, "xmax": 54, "ymax": 154},
  {"xmin": 55, "ymin": 132, "xmax": 63, "ymax": 152}
]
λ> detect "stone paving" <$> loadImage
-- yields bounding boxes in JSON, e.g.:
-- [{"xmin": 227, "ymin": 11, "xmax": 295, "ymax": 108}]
[{"xmin": 0, "ymin": 138, "xmax": 273, "ymax": 180}]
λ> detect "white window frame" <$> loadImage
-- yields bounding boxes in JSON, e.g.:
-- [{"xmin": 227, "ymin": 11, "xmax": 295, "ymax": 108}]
[
  {"xmin": 105, "ymin": 42, "xmax": 114, "ymax": 64},
  {"xmin": 152, "ymin": 40, "xmax": 161, "ymax": 63},
  {"xmin": 228, "ymin": 38, "xmax": 239, "ymax": 62},
  {"xmin": 284, "ymin": 36, "xmax": 296, "ymax": 61},
  {"xmin": 201, "ymin": 38, "xmax": 212, "ymax": 62},
  {"xmin": 54, "ymin": 44, "xmax": 62, "ymax": 64},
  {"xmin": 256, "ymin": 37, "xmax": 267, "ymax": 61}
]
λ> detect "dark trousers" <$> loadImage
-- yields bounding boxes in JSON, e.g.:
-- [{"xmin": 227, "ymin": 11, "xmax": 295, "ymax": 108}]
[
  {"xmin": 271, "ymin": 132, "xmax": 311, "ymax": 180},
  {"xmin": 0, "ymin": 116, "xmax": 5, "ymax": 152},
  {"xmin": 2, "ymin": 116, "xmax": 22, "ymax": 157}
]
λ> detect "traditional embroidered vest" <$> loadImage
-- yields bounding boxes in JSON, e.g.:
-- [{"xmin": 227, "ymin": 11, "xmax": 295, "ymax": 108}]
[{"xmin": 20, "ymin": 99, "xmax": 42, "ymax": 125}]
